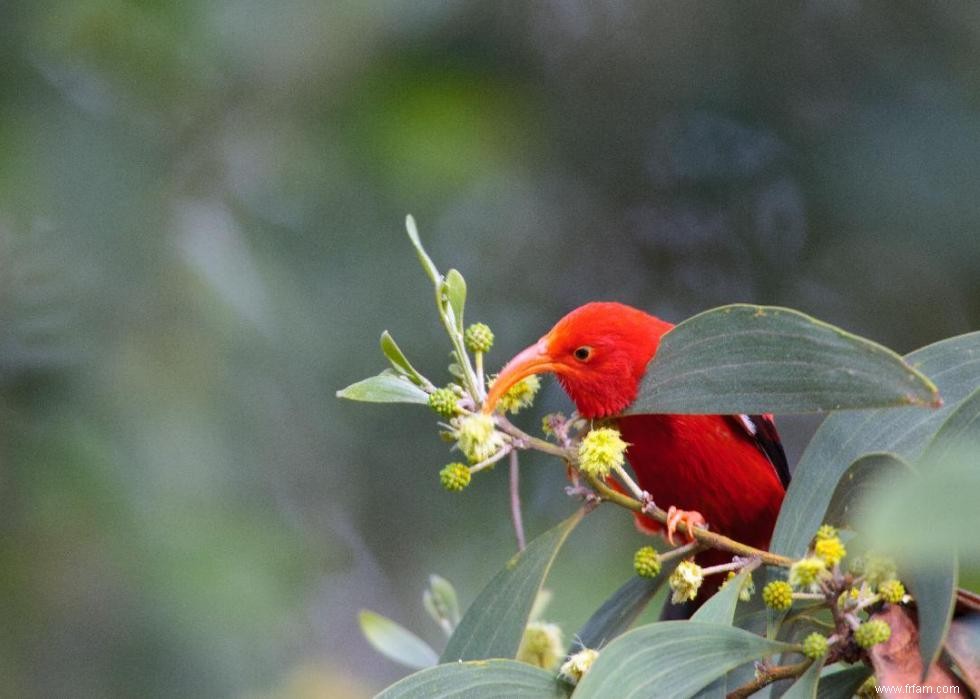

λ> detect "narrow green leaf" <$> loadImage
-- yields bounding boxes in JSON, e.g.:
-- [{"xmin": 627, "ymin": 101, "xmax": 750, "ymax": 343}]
[
  {"xmin": 692, "ymin": 569, "xmax": 752, "ymax": 625},
  {"xmin": 573, "ymin": 621, "xmax": 795, "ymax": 698},
  {"xmin": 904, "ymin": 558, "xmax": 958, "ymax": 677},
  {"xmin": 377, "ymin": 659, "xmax": 567, "ymax": 699},
  {"xmin": 423, "ymin": 574, "xmax": 461, "ymax": 631},
  {"xmin": 336, "ymin": 372, "xmax": 429, "ymax": 404},
  {"xmin": 440, "ymin": 510, "xmax": 584, "ymax": 662},
  {"xmin": 780, "ymin": 660, "xmax": 822, "ymax": 699},
  {"xmin": 823, "ymin": 452, "xmax": 913, "ymax": 531},
  {"xmin": 359, "ymin": 610, "xmax": 439, "ymax": 670},
  {"xmin": 626, "ymin": 304, "xmax": 938, "ymax": 416},
  {"xmin": 688, "ymin": 572, "xmax": 765, "ymax": 699},
  {"xmin": 380, "ymin": 331, "xmax": 426, "ymax": 386},
  {"xmin": 405, "ymin": 215, "xmax": 440, "ymax": 284},
  {"xmin": 442, "ymin": 269, "xmax": 466, "ymax": 332},
  {"xmin": 568, "ymin": 563, "xmax": 679, "ymax": 655},
  {"xmin": 815, "ymin": 664, "xmax": 871, "ymax": 699},
  {"xmin": 772, "ymin": 331, "xmax": 980, "ymax": 558}
]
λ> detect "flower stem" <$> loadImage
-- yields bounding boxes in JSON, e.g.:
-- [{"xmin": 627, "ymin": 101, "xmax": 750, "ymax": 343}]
[
  {"xmin": 509, "ymin": 450, "xmax": 526, "ymax": 551},
  {"xmin": 727, "ymin": 660, "xmax": 812, "ymax": 699}
]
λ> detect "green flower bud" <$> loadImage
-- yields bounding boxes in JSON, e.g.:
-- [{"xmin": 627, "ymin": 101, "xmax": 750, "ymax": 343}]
[
  {"xmin": 802, "ymin": 632, "xmax": 829, "ymax": 659},
  {"xmin": 428, "ymin": 387, "xmax": 460, "ymax": 418},
  {"xmin": 854, "ymin": 619, "xmax": 891, "ymax": 649},
  {"xmin": 578, "ymin": 427, "xmax": 628, "ymax": 478},
  {"xmin": 633, "ymin": 546, "xmax": 662, "ymax": 578},
  {"xmin": 440, "ymin": 463, "xmax": 471, "ymax": 492},
  {"xmin": 862, "ymin": 554, "xmax": 898, "ymax": 587},
  {"xmin": 878, "ymin": 579, "xmax": 906, "ymax": 604},
  {"xmin": 762, "ymin": 580, "xmax": 794, "ymax": 611},
  {"xmin": 464, "ymin": 323, "xmax": 494, "ymax": 353},
  {"xmin": 669, "ymin": 561, "xmax": 704, "ymax": 604}
]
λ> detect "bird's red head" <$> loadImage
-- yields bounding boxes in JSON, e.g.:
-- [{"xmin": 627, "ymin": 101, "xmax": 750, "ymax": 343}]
[{"xmin": 483, "ymin": 302, "xmax": 674, "ymax": 419}]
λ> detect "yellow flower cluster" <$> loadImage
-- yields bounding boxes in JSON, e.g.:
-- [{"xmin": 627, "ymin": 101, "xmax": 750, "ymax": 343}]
[
  {"xmin": 577, "ymin": 427, "xmax": 628, "ymax": 478},
  {"xmin": 669, "ymin": 561, "xmax": 704, "ymax": 604}
]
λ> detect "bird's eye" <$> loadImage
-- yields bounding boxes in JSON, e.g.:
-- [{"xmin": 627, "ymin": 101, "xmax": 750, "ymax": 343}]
[{"xmin": 573, "ymin": 346, "xmax": 593, "ymax": 362}]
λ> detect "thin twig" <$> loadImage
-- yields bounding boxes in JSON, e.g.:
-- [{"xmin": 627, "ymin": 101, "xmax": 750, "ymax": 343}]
[
  {"xmin": 509, "ymin": 450, "xmax": 526, "ymax": 551},
  {"xmin": 726, "ymin": 660, "xmax": 811, "ymax": 699}
]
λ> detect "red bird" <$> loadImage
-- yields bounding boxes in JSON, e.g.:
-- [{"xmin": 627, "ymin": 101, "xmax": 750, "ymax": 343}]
[{"xmin": 483, "ymin": 302, "xmax": 789, "ymax": 597}]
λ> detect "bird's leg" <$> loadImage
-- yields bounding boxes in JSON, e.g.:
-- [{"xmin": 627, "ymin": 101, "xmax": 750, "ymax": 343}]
[{"xmin": 665, "ymin": 506, "xmax": 708, "ymax": 546}]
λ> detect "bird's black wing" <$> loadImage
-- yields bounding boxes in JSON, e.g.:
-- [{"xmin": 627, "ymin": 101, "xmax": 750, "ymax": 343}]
[{"xmin": 729, "ymin": 414, "xmax": 791, "ymax": 489}]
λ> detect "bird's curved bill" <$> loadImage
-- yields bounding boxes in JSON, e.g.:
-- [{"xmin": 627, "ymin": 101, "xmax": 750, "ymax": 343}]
[{"xmin": 482, "ymin": 340, "xmax": 559, "ymax": 414}]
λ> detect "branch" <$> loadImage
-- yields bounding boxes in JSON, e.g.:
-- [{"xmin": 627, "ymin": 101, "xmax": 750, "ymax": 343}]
[
  {"xmin": 582, "ymin": 473, "xmax": 795, "ymax": 568},
  {"xmin": 726, "ymin": 660, "xmax": 811, "ymax": 699}
]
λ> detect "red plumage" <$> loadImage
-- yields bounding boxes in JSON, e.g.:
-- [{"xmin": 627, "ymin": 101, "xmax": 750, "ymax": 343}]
[{"xmin": 484, "ymin": 302, "xmax": 788, "ymax": 594}]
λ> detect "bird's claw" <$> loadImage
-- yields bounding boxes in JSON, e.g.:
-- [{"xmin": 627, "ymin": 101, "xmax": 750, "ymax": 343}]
[{"xmin": 666, "ymin": 506, "xmax": 707, "ymax": 546}]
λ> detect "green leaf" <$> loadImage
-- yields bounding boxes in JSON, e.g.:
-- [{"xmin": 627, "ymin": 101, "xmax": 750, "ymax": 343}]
[
  {"xmin": 815, "ymin": 665, "xmax": 871, "ymax": 699},
  {"xmin": 568, "ymin": 564, "xmax": 678, "ymax": 655},
  {"xmin": 359, "ymin": 610, "xmax": 439, "ymax": 670},
  {"xmin": 688, "ymin": 572, "xmax": 764, "ymax": 699},
  {"xmin": 626, "ymin": 304, "xmax": 938, "ymax": 416},
  {"xmin": 692, "ymin": 569, "xmax": 752, "ymax": 625},
  {"xmin": 780, "ymin": 660, "xmax": 822, "ymax": 699},
  {"xmin": 573, "ymin": 621, "xmax": 795, "ymax": 698},
  {"xmin": 377, "ymin": 659, "xmax": 567, "ymax": 699},
  {"xmin": 823, "ymin": 452, "xmax": 914, "ymax": 530},
  {"xmin": 772, "ymin": 331, "xmax": 980, "ymax": 558},
  {"xmin": 817, "ymin": 665, "xmax": 871, "ymax": 699},
  {"xmin": 440, "ymin": 510, "xmax": 583, "ymax": 662},
  {"xmin": 904, "ymin": 558, "xmax": 958, "ymax": 677},
  {"xmin": 442, "ymin": 269, "xmax": 466, "ymax": 332},
  {"xmin": 380, "ymin": 331, "xmax": 427, "ymax": 386},
  {"xmin": 423, "ymin": 574, "xmax": 461, "ymax": 633},
  {"xmin": 336, "ymin": 372, "xmax": 429, "ymax": 404},
  {"xmin": 405, "ymin": 215, "xmax": 440, "ymax": 284}
]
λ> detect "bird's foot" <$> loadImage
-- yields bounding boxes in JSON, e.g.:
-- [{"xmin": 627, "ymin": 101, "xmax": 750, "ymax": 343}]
[{"xmin": 665, "ymin": 506, "xmax": 707, "ymax": 546}]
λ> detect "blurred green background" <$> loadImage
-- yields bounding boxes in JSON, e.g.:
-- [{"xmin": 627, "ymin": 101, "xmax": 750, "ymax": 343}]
[{"xmin": 2, "ymin": 2, "xmax": 979, "ymax": 696}]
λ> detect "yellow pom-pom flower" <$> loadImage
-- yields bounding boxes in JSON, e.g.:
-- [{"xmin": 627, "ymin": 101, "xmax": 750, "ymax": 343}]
[
  {"xmin": 878, "ymin": 579, "xmax": 906, "ymax": 604},
  {"xmin": 577, "ymin": 427, "xmax": 628, "ymax": 478},
  {"xmin": 802, "ymin": 632, "xmax": 829, "ymax": 659},
  {"xmin": 815, "ymin": 524, "xmax": 838, "ymax": 541},
  {"xmin": 439, "ymin": 463, "xmax": 471, "ymax": 491},
  {"xmin": 487, "ymin": 374, "xmax": 540, "ymax": 414},
  {"xmin": 789, "ymin": 557, "xmax": 828, "ymax": 589},
  {"xmin": 669, "ymin": 560, "xmax": 704, "ymax": 604},
  {"xmin": 516, "ymin": 622, "xmax": 564, "ymax": 670},
  {"xmin": 464, "ymin": 323, "xmax": 494, "ymax": 353},
  {"xmin": 762, "ymin": 580, "xmax": 794, "ymax": 611},
  {"xmin": 454, "ymin": 413, "xmax": 505, "ymax": 463},
  {"xmin": 854, "ymin": 619, "xmax": 891, "ymax": 649},
  {"xmin": 559, "ymin": 648, "xmax": 599, "ymax": 686},
  {"xmin": 633, "ymin": 546, "xmax": 661, "ymax": 578},
  {"xmin": 814, "ymin": 536, "xmax": 847, "ymax": 567}
]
